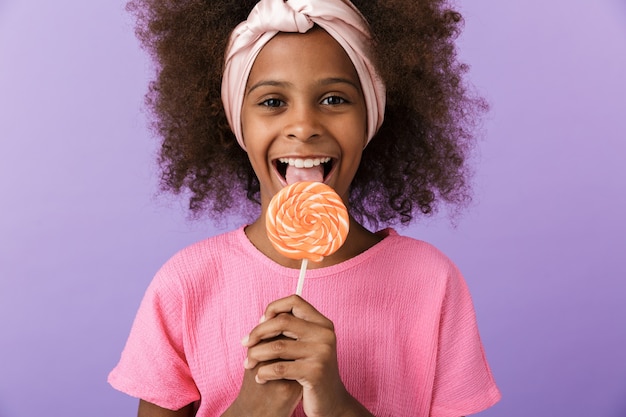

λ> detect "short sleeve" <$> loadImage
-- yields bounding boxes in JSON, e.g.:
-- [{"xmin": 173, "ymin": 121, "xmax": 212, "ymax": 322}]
[
  {"xmin": 429, "ymin": 263, "xmax": 501, "ymax": 417},
  {"xmin": 108, "ymin": 263, "xmax": 200, "ymax": 410}
]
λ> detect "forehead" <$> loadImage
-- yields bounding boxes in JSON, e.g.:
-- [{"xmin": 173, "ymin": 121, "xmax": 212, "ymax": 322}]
[{"xmin": 247, "ymin": 28, "xmax": 360, "ymax": 86}]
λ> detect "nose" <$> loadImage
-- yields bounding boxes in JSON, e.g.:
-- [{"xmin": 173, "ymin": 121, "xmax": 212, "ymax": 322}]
[{"xmin": 282, "ymin": 103, "xmax": 322, "ymax": 142}]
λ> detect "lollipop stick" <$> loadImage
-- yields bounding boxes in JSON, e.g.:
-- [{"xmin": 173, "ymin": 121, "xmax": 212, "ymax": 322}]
[{"xmin": 295, "ymin": 258, "xmax": 309, "ymax": 296}]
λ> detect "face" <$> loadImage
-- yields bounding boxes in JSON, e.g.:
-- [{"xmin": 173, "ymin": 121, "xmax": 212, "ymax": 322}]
[{"xmin": 241, "ymin": 27, "xmax": 367, "ymax": 209}]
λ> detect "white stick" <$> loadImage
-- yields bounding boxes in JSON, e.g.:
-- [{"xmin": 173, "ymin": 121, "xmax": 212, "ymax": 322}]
[{"xmin": 295, "ymin": 258, "xmax": 309, "ymax": 296}]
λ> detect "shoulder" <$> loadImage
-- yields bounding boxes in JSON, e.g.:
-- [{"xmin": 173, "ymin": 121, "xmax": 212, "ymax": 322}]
[
  {"xmin": 164, "ymin": 228, "xmax": 243, "ymax": 266},
  {"xmin": 150, "ymin": 227, "xmax": 248, "ymax": 294},
  {"xmin": 351, "ymin": 228, "xmax": 463, "ymax": 299},
  {"xmin": 377, "ymin": 228, "xmax": 457, "ymax": 273}
]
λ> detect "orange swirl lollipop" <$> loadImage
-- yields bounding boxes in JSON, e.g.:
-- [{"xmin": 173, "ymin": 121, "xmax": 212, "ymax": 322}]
[{"xmin": 266, "ymin": 181, "xmax": 349, "ymax": 295}]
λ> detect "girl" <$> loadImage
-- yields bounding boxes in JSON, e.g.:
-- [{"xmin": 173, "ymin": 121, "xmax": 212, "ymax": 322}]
[{"xmin": 109, "ymin": 0, "xmax": 501, "ymax": 416}]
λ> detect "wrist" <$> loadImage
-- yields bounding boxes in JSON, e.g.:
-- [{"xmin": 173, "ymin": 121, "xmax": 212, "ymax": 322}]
[
  {"xmin": 312, "ymin": 389, "xmax": 374, "ymax": 417},
  {"xmin": 333, "ymin": 393, "xmax": 375, "ymax": 417}
]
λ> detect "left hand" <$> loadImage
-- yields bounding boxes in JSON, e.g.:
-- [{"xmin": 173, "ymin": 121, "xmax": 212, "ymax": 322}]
[{"xmin": 242, "ymin": 295, "xmax": 353, "ymax": 417}]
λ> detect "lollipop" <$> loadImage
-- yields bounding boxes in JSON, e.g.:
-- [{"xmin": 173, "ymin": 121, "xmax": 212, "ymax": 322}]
[{"xmin": 266, "ymin": 181, "xmax": 349, "ymax": 295}]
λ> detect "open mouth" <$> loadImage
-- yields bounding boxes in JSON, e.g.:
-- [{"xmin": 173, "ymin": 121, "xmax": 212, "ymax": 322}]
[{"xmin": 274, "ymin": 157, "xmax": 335, "ymax": 183}]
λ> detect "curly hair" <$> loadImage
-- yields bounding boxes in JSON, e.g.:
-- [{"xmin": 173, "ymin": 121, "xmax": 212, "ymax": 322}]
[{"xmin": 126, "ymin": 0, "xmax": 486, "ymax": 229}]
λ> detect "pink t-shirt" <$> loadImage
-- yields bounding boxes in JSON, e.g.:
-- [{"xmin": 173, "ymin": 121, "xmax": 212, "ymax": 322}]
[{"xmin": 108, "ymin": 227, "xmax": 500, "ymax": 416}]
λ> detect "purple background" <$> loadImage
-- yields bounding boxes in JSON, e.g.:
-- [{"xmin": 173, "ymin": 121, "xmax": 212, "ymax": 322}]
[{"xmin": 1, "ymin": 1, "xmax": 625, "ymax": 416}]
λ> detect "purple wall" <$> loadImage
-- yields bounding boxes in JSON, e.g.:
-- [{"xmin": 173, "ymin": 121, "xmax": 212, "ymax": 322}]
[{"xmin": 1, "ymin": 1, "xmax": 625, "ymax": 416}]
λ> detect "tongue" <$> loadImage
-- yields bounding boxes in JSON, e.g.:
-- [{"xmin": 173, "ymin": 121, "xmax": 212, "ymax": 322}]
[{"xmin": 285, "ymin": 165, "xmax": 324, "ymax": 185}]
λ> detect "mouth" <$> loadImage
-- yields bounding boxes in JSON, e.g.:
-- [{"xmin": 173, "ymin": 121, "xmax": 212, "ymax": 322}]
[{"xmin": 274, "ymin": 157, "xmax": 335, "ymax": 184}]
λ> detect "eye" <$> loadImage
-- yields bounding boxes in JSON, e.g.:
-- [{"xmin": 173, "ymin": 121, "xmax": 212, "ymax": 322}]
[
  {"xmin": 260, "ymin": 98, "xmax": 284, "ymax": 108},
  {"xmin": 321, "ymin": 95, "xmax": 347, "ymax": 105}
]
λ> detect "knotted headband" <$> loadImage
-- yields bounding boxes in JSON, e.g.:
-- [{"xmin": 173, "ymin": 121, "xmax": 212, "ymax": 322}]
[{"xmin": 221, "ymin": 0, "xmax": 386, "ymax": 150}]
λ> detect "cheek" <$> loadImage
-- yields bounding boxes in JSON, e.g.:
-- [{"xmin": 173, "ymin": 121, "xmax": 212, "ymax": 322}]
[
  {"xmin": 241, "ymin": 113, "xmax": 274, "ymax": 147},
  {"xmin": 349, "ymin": 116, "xmax": 368, "ymax": 149},
  {"xmin": 240, "ymin": 106, "xmax": 259, "ymax": 146},
  {"xmin": 348, "ymin": 106, "xmax": 368, "ymax": 147}
]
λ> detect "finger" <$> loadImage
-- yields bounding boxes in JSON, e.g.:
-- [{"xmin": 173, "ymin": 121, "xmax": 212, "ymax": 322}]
[
  {"xmin": 245, "ymin": 337, "xmax": 334, "ymax": 369},
  {"xmin": 243, "ymin": 313, "xmax": 334, "ymax": 348},
  {"xmin": 242, "ymin": 313, "xmax": 300, "ymax": 347},
  {"xmin": 254, "ymin": 358, "xmax": 328, "ymax": 386},
  {"xmin": 263, "ymin": 295, "xmax": 333, "ymax": 329}
]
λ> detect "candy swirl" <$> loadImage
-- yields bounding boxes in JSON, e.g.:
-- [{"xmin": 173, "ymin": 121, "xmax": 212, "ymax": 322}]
[{"xmin": 266, "ymin": 182, "xmax": 349, "ymax": 262}]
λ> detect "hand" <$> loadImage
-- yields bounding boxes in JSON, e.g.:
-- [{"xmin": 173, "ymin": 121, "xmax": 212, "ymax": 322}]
[
  {"xmin": 223, "ymin": 354, "xmax": 302, "ymax": 417},
  {"xmin": 242, "ymin": 295, "xmax": 355, "ymax": 417}
]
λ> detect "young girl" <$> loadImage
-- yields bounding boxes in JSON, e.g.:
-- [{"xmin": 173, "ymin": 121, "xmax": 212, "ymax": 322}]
[{"xmin": 109, "ymin": 0, "xmax": 501, "ymax": 416}]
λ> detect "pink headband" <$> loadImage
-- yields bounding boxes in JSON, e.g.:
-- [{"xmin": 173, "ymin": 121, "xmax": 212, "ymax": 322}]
[{"xmin": 221, "ymin": 0, "xmax": 386, "ymax": 150}]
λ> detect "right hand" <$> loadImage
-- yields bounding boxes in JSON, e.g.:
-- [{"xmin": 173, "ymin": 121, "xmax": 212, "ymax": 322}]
[{"xmin": 223, "ymin": 337, "xmax": 303, "ymax": 417}]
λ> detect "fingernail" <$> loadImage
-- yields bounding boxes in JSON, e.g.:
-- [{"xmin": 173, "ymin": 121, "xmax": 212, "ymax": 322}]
[
  {"xmin": 243, "ymin": 357, "xmax": 250, "ymax": 369},
  {"xmin": 241, "ymin": 335, "xmax": 249, "ymax": 346},
  {"xmin": 259, "ymin": 314, "xmax": 266, "ymax": 323}
]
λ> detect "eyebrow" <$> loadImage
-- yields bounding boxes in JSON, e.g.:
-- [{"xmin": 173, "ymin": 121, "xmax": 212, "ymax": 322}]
[
  {"xmin": 318, "ymin": 77, "xmax": 361, "ymax": 92},
  {"xmin": 246, "ymin": 77, "xmax": 361, "ymax": 95},
  {"xmin": 247, "ymin": 80, "xmax": 293, "ymax": 95}
]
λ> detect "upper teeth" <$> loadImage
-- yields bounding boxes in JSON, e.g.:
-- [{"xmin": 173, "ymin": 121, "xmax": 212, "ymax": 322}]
[{"xmin": 278, "ymin": 157, "xmax": 331, "ymax": 169}]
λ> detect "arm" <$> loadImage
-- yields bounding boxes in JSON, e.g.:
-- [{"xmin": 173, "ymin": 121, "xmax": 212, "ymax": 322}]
[{"xmin": 138, "ymin": 400, "xmax": 195, "ymax": 417}]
